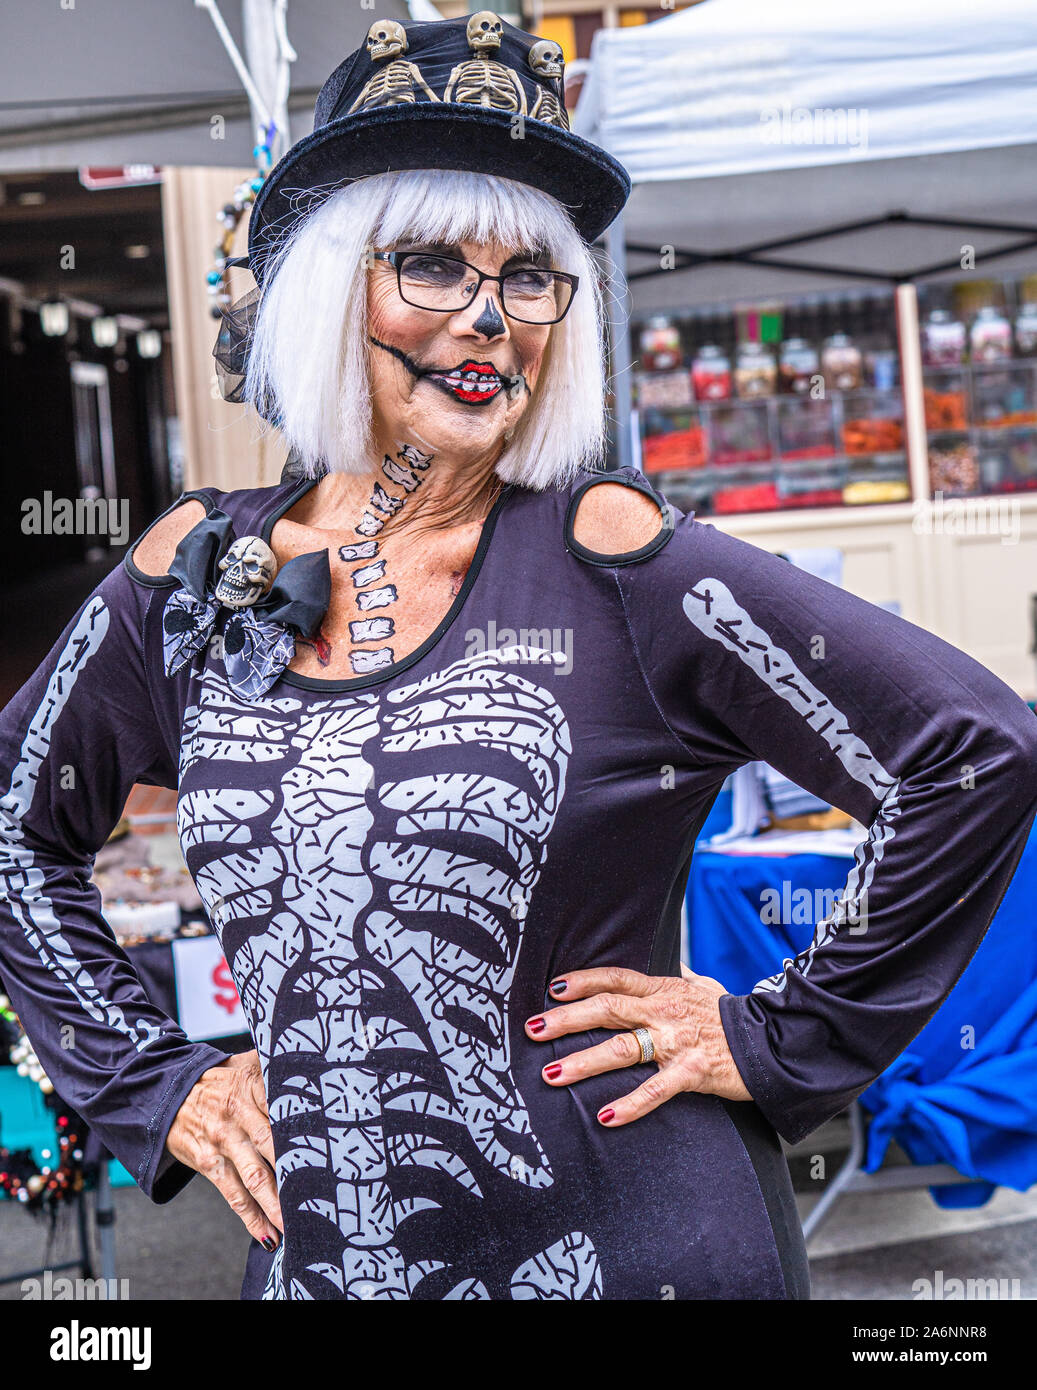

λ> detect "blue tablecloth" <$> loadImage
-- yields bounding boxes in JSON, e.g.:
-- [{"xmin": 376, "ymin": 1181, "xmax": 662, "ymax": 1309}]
[{"xmin": 687, "ymin": 812, "xmax": 1037, "ymax": 1207}]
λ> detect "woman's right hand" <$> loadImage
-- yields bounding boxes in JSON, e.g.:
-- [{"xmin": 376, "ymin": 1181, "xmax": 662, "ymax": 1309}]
[{"xmin": 165, "ymin": 1050, "xmax": 283, "ymax": 1250}]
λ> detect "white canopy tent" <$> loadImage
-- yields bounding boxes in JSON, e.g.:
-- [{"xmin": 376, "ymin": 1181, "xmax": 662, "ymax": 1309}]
[{"xmin": 573, "ymin": 0, "xmax": 1037, "ymax": 464}]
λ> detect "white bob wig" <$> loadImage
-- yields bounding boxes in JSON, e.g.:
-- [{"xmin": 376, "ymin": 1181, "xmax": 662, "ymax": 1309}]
[{"xmin": 242, "ymin": 168, "xmax": 609, "ymax": 491}]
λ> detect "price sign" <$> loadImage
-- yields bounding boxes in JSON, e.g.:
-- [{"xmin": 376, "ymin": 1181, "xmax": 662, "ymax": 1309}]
[{"xmin": 171, "ymin": 936, "xmax": 246, "ymax": 1040}]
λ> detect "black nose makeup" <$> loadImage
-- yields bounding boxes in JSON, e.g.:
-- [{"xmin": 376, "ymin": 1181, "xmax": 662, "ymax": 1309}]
[{"xmin": 472, "ymin": 295, "xmax": 506, "ymax": 340}]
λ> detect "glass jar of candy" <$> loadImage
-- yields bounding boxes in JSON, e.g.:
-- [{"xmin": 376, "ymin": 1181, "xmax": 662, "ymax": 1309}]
[
  {"xmin": 921, "ymin": 309, "xmax": 966, "ymax": 368},
  {"xmin": 691, "ymin": 344, "xmax": 732, "ymax": 401},
  {"xmin": 821, "ymin": 333, "xmax": 863, "ymax": 392},
  {"xmin": 639, "ymin": 317, "xmax": 682, "ymax": 372},
  {"xmin": 734, "ymin": 341, "xmax": 778, "ymax": 398},
  {"xmin": 969, "ymin": 305, "xmax": 1013, "ymax": 363},
  {"xmin": 778, "ymin": 338, "xmax": 820, "ymax": 395},
  {"xmin": 1014, "ymin": 303, "xmax": 1037, "ymax": 358}
]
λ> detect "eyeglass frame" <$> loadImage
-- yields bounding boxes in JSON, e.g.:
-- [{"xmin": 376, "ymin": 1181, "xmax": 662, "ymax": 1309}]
[{"xmin": 371, "ymin": 251, "xmax": 579, "ymax": 325}]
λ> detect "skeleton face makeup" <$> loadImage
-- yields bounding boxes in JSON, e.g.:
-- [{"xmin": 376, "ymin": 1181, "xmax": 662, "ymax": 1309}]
[
  {"xmin": 366, "ymin": 238, "xmax": 549, "ymax": 460},
  {"xmin": 216, "ymin": 535, "xmax": 278, "ymax": 608},
  {"xmin": 370, "ymin": 338, "xmax": 531, "ymax": 406}
]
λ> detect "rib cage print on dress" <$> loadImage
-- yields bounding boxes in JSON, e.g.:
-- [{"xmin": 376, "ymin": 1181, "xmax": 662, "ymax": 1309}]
[
  {"xmin": 7, "ymin": 463, "xmax": 1032, "ymax": 1301},
  {"xmin": 176, "ymin": 646, "xmax": 603, "ymax": 1300}
]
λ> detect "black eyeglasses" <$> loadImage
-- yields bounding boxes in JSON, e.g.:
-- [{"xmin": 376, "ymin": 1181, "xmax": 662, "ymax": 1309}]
[{"xmin": 372, "ymin": 251, "xmax": 579, "ymax": 325}]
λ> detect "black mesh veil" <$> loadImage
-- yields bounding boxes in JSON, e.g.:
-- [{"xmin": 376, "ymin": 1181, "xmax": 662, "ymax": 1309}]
[
  {"xmin": 212, "ymin": 281, "xmax": 268, "ymax": 412},
  {"xmin": 212, "ymin": 259, "xmax": 326, "ymax": 480}
]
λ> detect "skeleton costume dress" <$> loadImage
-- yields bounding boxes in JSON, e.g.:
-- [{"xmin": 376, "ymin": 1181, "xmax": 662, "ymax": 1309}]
[{"xmin": 1, "ymin": 463, "xmax": 1035, "ymax": 1301}]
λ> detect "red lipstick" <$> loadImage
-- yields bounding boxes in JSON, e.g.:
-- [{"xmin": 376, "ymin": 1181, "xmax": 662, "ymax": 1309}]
[{"xmin": 426, "ymin": 360, "xmax": 503, "ymax": 405}]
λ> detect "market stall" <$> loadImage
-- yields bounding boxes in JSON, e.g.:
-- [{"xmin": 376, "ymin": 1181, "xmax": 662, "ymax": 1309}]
[{"xmin": 575, "ymin": 0, "xmax": 1037, "ymax": 695}]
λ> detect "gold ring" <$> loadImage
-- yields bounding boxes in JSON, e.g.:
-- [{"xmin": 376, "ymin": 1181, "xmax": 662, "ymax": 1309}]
[{"xmin": 631, "ymin": 1026, "xmax": 655, "ymax": 1064}]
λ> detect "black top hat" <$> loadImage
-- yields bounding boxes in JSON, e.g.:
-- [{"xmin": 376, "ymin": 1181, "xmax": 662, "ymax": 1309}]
[{"xmin": 246, "ymin": 12, "xmax": 631, "ymax": 279}]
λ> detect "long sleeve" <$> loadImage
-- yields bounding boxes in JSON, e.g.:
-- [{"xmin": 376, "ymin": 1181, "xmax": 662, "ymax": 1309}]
[
  {"xmin": 0, "ymin": 558, "xmax": 227, "ymax": 1200},
  {"xmin": 617, "ymin": 508, "xmax": 1037, "ymax": 1146}
]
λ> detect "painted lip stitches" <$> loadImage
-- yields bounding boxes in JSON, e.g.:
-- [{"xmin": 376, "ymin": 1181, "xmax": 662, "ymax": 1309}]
[
  {"xmin": 425, "ymin": 360, "xmax": 504, "ymax": 405},
  {"xmin": 368, "ymin": 337, "xmax": 528, "ymax": 407}
]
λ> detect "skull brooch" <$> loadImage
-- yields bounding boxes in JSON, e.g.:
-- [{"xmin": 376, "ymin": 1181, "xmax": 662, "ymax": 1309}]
[{"xmin": 216, "ymin": 535, "xmax": 278, "ymax": 609}]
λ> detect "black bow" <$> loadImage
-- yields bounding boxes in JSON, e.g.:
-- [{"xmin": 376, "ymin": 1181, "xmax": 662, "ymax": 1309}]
[{"xmin": 161, "ymin": 506, "xmax": 331, "ymax": 701}]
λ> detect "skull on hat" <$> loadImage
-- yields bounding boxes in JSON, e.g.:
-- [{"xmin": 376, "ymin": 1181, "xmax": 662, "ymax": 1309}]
[
  {"xmin": 528, "ymin": 39, "xmax": 563, "ymax": 81},
  {"xmin": 466, "ymin": 11, "xmax": 504, "ymax": 52},
  {"xmin": 366, "ymin": 20, "xmax": 408, "ymax": 62}
]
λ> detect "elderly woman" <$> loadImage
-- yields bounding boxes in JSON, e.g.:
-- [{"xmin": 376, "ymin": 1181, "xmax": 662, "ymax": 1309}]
[{"xmin": 2, "ymin": 14, "xmax": 1036, "ymax": 1303}]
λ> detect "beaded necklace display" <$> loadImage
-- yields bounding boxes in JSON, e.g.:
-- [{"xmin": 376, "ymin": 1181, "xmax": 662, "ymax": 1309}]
[{"xmin": 0, "ymin": 993, "xmax": 85, "ymax": 1214}]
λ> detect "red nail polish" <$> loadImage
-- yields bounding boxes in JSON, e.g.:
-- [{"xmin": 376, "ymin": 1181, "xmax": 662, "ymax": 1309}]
[
  {"xmin": 544, "ymin": 1063, "xmax": 563, "ymax": 1080},
  {"xmin": 549, "ymin": 978, "xmax": 567, "ymax": 994},
  {"xmin": 528, "ymin": 1016, "xmax": 546, "ymax": 1033},
  {"xmin": 598, "ymin": 1107, "xmax": 615, "ymax": 1124},
  {"xmin": 261, "ymin": 1235, "xmax": 277, "ymax": 1252}
]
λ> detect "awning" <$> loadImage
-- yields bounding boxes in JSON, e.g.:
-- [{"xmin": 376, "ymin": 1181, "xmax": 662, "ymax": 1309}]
[
  {"xmin": 0, "ymin": 0, "xmax": 432, "ymax": 173},
  {"xmin": 574, "ymin": 0, "xmax": 1037, "ymax": 309}
]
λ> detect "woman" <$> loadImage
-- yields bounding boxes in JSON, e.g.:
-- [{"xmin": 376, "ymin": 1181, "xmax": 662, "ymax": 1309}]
[{"xmin": 2, "ymin": 15, "xmax": 1036, "ymax": 1302}]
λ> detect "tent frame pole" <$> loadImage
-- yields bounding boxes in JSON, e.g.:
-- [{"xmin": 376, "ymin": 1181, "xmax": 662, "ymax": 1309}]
[
  {"xmin": 623, "ymin": 211, "xmax": 1037, "ymax": 286},
  {"xmin": 605, "ymin": 210, "xmax": 638, "ymax": 473}
]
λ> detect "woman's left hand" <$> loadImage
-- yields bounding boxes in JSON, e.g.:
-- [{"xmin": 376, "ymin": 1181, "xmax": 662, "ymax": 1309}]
[{"xmin": 525, "ymin": 964, "xmax": 753, "ymax": 1125}]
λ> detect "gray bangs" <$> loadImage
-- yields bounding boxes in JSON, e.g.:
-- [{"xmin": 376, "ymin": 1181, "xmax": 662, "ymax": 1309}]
[{"xmin": 372, "ymin": 170, "xmax": 576, "ymax": 263}]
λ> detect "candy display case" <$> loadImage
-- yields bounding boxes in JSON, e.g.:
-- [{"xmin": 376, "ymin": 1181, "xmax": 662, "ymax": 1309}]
[
  {"xmin": 709, "ymin": 399, "xmax": 771, "ymax": 465},
  {"xmin": 916, "ymin": 275, "xmax": 1037, "ymax": 499},
  {"xmin": 639, "ymin": 405, "xmax": 706, "ymax": 474},
  {"xmin": 635, "ymin": 273, "xmax": 1037, "ymax": 515},
  {"xmin": 626, "ymin": 276, "xmax": 1037, "ymax": 706},
  {"xmin": 973, "ymin": 358, "xmax": 1037, "ymax": 494},
  {"xmin": 776, "ymin": 397, "xmax": 836, "ymax": 460},
  {"xmin": 839, "ymin": 387, "xmax": 910, "ymax": 503},
  {"xmin": 636, "ymin": 371, "xmax": 909, "ymax": 514},
  {"xmin": 976, "ymin": 431, "xmax": 1037, "ymax": 495},
  {"xmin": 921, "ymin": 360, "xmax": 1037, "ymax": 496},
  {"xmin": 842, "ymin": 390, "xmax": 905, "ymax": 456},
  {"xmin": 634, "ymin": 288, "xmax": 904, "ymax": 517},
  {"xmin": 972, "ymin": 360, "xmax": 1037, "ymax": 430}
]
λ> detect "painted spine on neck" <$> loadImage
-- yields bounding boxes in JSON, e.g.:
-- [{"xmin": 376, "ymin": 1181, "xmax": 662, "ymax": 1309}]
[{"xmin": 341, "ymin": 442, "xmax": 433, "ymax": 675}]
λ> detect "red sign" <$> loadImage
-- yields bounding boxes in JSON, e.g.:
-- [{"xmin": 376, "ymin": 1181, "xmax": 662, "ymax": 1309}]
[
  {"xmin": 79, "ymin": 165, "xmax": 163, "ymax": 190},
  {"xmin": 212, "ymin": 956, "xmax": 242, "ymax": 1016}
]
